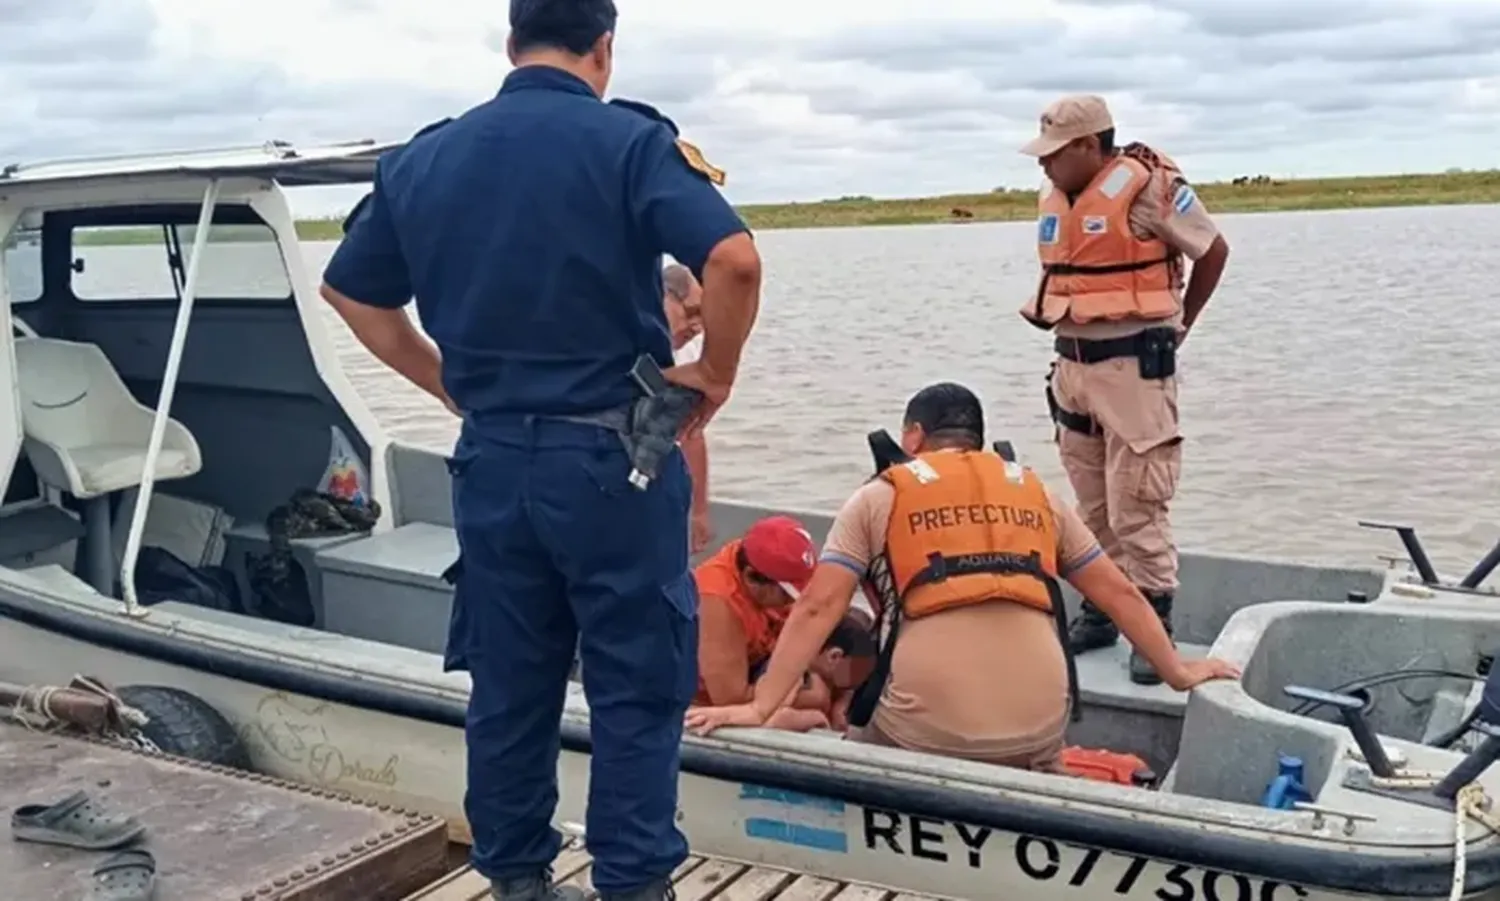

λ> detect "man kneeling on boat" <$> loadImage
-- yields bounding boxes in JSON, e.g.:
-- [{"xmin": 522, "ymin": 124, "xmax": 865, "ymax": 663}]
[{"xmin": 686, "ymin": 383, "xmax": 1239, "ymax": 773}]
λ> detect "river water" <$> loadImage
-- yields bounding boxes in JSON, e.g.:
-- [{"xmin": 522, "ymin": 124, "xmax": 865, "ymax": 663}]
[{"xmin": 22, "ymin": 204, "xmax": 1499, "ymax": 577}]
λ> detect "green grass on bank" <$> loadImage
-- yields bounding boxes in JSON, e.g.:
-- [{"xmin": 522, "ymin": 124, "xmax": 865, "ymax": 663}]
[
  {"xmin": 51, "ymin": 168, "xmax": 1500, "ymax": 245},
  {"xmin": 297, "ymin": 167, "xmax": 1500, "ymax": 238}
]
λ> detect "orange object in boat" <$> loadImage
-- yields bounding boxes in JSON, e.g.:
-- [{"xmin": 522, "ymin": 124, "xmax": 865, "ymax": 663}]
[{"xmin": 1059, "ymin": 746, "xmax": 1158, "ymax": 788}]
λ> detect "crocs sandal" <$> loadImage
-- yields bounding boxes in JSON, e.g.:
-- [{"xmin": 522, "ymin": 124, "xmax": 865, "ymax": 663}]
[
  {"xmin": 10, "ymin": 790, "xmax": 146, "ymax": 850},
  {"xmin": 91, "ymin": 849, "xmax": 156, "ymax": 901}
]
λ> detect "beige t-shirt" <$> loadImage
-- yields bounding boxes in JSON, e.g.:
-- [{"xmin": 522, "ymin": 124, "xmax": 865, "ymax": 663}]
[
  {"xmin": 1053, "ymin": 167, "xmax": 1222, "ymax": 341},
  {"xmin": 822, "ymin": 474, "xmax": 1103, "ymax": 758}
]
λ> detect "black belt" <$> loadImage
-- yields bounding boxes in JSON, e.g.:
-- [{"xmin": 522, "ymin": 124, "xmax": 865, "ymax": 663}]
[{"xmin": 1053, "ymin": 326, "xmax": 1175, "ymax": 364}]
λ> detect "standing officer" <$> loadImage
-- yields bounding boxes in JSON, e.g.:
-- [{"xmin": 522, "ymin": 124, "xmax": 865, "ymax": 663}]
[
  {"xmin": 318, "ymin": 0, "xmax": 763, "ymax": 898},
  {"xmin": 1016, "ymin": 95, "xmax": 1230, "ymax": 685}
]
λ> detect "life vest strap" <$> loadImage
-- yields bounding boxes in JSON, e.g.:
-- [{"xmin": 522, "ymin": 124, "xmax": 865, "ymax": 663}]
[
  {"xmin": 847, "ymin": 552, "xmax": 1083, "ymax": 730},
  {"xmin": 1044, "ymin": 256, "xmax": 1170, "ymax": 277},
  {"xmin": 902, "ymin": 550, "xmax": 1047, "ymax": 596}
]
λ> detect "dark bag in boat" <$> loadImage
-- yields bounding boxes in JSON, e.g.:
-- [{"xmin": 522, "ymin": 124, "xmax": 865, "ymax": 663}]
[{"xmin": 134, "ymin": 545, "xmax": 243, "ymax": 613}]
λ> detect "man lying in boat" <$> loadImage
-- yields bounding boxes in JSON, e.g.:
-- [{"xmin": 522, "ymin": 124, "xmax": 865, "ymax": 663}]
[
  {"xmin": 662, "ymin": 262, "xmax": 713, "ymax": 553},
  {"xmin": 686, "ymin": 382, "xmax": 1240, "ymax": 774},
  {"xmin": 692, "ymin": 515, "xmax": 846, "ymax": 726}
]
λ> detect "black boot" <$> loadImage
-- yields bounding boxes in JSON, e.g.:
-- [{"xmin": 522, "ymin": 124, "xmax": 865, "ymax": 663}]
[
  {"xmin": 600, "ymin": 880, "xmax": 676, "ymax": 901},
  {"xmin": 490, "ymin": 872, "xmax": 588, "ymax": 901},
  {"xmin": 1068, "ymin": 599, "xmax": 1119, "ymax": 654},
  {"xmin": 1128, "ymin": 592, "xmax": 1174, "ymax": 686}
]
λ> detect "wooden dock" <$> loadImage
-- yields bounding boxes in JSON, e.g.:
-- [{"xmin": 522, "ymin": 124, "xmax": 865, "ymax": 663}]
[{"xmin": 409, "ymin": 844, "xmax": 942, "ymax": 901}]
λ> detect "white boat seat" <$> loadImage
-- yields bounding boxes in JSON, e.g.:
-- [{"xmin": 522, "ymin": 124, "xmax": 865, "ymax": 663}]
[
  {"xmin": 15, "ymin": 337, "xmax": 202, "ymax": 499},
  {"xmin": 14, "ymin": 337, "xmax": 203, "ymax": 595}
]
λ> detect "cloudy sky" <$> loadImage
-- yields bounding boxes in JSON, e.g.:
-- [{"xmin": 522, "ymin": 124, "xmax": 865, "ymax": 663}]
[{"xmin": 4, "ymin": 0, "xmax": 1497, "ymax": 216}]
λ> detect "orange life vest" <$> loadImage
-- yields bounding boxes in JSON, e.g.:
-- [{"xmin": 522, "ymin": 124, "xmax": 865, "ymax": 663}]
[
  {"xmin": 691, "ymin": 539, "xmax": 788, "ymax": 704},
  {"xmin": 1020, "ymin": 144, "xmax": 1183, "ymax": 330},
  {"xmin": 879, "ymin": 449, "xmax": 1059, "ymax": 617}
]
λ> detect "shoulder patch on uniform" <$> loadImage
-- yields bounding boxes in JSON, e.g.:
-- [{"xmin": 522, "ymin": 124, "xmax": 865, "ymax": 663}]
[
  {"xmin": 1172, "ymin": 182, "xmax": 1197, "ymax": 214},
  {"xmin": 1096, "ymin": 164, "xmax": 1136, "ymax": 199},
  {"xmin": 608, "ymin": 98, "xmax": 681, "ymax": 137},
  {"xmin": 901, "ymin": 458, "xmax": 941, "ymax": 484},
  {"xmin": 341, "ymin": 192, "xmax": 372, "ymax": 235},
  {"xmin": 675, "ymin": 138, "xmax": 726, "ymax": 185},
  {"xmin": 1038, "ymin": 213, "xmax": 1060, "ymax": 245}
]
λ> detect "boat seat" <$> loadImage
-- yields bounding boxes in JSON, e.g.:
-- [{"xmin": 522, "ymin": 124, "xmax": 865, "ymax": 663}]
[
  {"xmin": 14, "ymin": 337, "xmax": 203, "ymax": 595},
  {"xmin": 315, "ymin": 522, "xmax": 459, "ymax": 653}
]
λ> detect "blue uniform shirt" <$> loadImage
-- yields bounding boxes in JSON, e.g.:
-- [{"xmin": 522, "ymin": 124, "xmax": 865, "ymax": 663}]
[{"xmin": 323, "ymin": 65, "xmax": 748, "ymax": 418}]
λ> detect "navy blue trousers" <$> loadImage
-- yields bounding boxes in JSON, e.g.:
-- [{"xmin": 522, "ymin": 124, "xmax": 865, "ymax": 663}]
[{"xmin": 445, "ymin": 416, "xmax": 697, "ymax": 893}]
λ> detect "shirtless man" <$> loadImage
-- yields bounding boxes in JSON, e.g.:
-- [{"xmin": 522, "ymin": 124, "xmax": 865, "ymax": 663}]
[{"xmin": 663, "ymin": 263, "xmax": 713, "ymax": 553}]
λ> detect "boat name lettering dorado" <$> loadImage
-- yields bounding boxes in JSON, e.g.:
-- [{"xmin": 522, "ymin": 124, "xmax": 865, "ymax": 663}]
[{"xmin": 862, "ymin": 808, "xmax": 1309, "ymax": 899}]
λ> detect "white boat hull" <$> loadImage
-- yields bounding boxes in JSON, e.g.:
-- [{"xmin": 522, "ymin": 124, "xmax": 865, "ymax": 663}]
[{"xmin": 0, "ymin": 610, "xmax": 1482, "ymax": 901}]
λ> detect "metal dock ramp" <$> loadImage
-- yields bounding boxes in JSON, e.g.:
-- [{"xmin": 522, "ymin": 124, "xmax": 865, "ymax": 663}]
[{"xmin": 2, "ymin": 721, "xmax": 450, "ymax": 899}]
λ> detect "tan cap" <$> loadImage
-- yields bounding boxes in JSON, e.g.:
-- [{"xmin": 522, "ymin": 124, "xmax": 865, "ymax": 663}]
[{"xmin": 1019, "ymin": 94, "xmax": 1114, "ymax": 157}]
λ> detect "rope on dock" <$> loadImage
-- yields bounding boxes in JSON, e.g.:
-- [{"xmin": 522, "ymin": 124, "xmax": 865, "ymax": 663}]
[
  {"xmin": 7, "ymin": 683, "xmax": 63, "ymax": 731},
  {"xmin": 3, "ymin": 675, "xmax": 152, "ymax": 751}
]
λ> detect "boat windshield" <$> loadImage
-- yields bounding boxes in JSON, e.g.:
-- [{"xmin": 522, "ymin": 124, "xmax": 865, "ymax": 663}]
[
  {"xmin": 2, "ymin": 226, "xmax": 41, "ymax": 306},
  {"xmin": 69, "ymin": 219, "xmax": 292, "ymax": 305}
]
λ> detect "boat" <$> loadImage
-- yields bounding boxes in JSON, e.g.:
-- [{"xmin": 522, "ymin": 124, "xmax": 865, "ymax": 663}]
[{"xmin": 2, "ymin": 139, "xmax": 1500, "ymax": 900}]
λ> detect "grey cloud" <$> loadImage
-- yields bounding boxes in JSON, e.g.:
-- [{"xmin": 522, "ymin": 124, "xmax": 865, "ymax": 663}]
[
  {"xmin": 0, "ymin": 0, "xmax": 475, "ymax": 165},
  {"xmin": 2, "ymin": 0, "xmax": 1496, "ymax": 202},
  {"xmin": 1084, "ymin": 0, "xmax": 1425, "ymax": 38}
]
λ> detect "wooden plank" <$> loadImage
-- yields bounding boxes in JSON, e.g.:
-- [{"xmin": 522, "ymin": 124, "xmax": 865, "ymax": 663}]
[
  {"xmin": 714, "ymin": 865, "xmax": 796, "ymax": 901},
  {"xmin": 562, "ymin": 853, "xmax": 705, "ymax": 898},
  {"xmin": 553, "ymin": 845, "xmax": 594, "ymax": 880},
  {"xmin": 406, "ymin": 867, "xmax": 490, "ymax": 901},
  {"xmin": 673, "ymin": 858, "xmax": 749, "ymax": 900},
  {"xmin": 406, "ymin": 843, "xmax": 601, "ymax": 899},
  {"xmin": 828, "ymin": 886, "xmax": 892, "ymax": 900},
  {"xmin": 769, "ymin": 874, "xmax": 843, "ymax": 901}
]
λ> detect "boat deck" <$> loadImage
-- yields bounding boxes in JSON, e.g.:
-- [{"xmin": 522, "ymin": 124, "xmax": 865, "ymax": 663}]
[{"xmin": 408, "ymin": 845, "xmax": 943, "ymax": 901}]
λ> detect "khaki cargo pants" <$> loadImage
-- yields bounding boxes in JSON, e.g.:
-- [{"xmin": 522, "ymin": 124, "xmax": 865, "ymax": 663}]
[{"xmin": 1050, "ymin": 356, "xmax": 1182, "ymax": 594}]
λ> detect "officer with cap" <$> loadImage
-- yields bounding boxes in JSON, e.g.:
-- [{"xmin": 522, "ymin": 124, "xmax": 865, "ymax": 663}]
[
  {"xmin": 1016, "ymin": 94, "xmax": 1229, "ymax": 685},
  {"xmin": 318, "ymin": 0, "xmax": 763, "ymax": 898}
]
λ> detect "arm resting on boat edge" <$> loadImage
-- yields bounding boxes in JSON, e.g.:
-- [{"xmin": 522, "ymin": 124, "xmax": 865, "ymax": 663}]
[{"xmin": 1065, "ymin": 556, "xmax": 1241, "ymax": 690}]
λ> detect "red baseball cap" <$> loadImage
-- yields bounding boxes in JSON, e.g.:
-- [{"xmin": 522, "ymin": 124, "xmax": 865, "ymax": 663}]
[{"xmin": 741, "ymin": 516, "xmax": 818, "ymax": 599}]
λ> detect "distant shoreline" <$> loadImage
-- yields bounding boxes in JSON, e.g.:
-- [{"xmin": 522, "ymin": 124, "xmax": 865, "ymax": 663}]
[
  {"xmin": 297, "ymin": 168, "xmax": 1500, "ymax": 239},
  {"xmin": 62, "ymin": 168, "xmax": 1500, "ymax": 245}
]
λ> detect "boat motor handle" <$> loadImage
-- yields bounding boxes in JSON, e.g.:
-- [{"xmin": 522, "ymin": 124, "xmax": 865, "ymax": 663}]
[
  {"xmin": 1433, "ymin": 662, "xmax": 1500, "ymax": 799},
  {"xmin": 1357, "ymin": 520, "xmax": 1439, "ymax": 585},
  {"xmin": 1283, "ymin": 685, "xmax": 1397, "ymax": 778},
  {"xmin": 1433, "ymin": 722, "xmax": 1500, "ymax": 800},
  {"xmin": 1459, "ymin": 537, "xmax": 1500, "ymax": 589}
]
